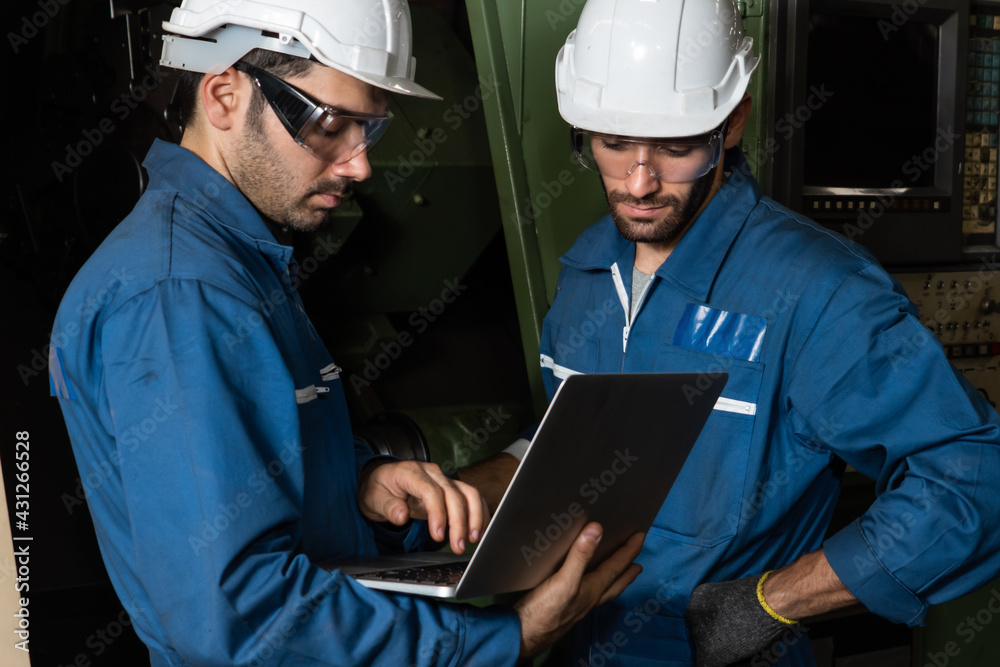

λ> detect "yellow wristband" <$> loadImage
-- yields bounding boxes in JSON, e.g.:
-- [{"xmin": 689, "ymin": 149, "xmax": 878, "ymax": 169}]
[{"xmin": 757, "ymin": 571, "xmax": 798, "ymax": 625}]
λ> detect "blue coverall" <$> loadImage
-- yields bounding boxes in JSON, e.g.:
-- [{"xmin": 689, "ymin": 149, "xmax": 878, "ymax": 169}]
[
  {"xmin": 540, "ymin": 148, "xmax": 1000, "ymax": 666},
  {"xmin": 49, "ymin": 140, "xmax": 520, "ymax": 666}
]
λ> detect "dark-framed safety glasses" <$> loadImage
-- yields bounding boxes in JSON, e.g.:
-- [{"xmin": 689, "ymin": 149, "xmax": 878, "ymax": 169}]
[
  {"xmin": 570, "ymin": 119, "xmax": 729, "ymax": 183},
  {"xmin": 234, "ymin": 61, "xmax": 392, "ymax": 165}
]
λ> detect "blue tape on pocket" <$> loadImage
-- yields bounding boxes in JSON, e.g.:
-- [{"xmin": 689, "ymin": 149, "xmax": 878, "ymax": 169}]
[{"xmin": 672, "ymin": 304, "xmax": 766, "ymax": 362}]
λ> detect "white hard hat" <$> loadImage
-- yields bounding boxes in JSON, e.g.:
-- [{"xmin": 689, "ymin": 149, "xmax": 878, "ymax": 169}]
[
  {"xmin": 160, "ymin": 0, "xmax": 440, "ymax": 100},
  {"xmin": 555, "ymin": 0, "xmax": 759, "ymax": 137}
]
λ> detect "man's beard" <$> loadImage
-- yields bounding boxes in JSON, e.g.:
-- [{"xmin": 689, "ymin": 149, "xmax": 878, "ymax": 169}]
[
  {"xmin": 605, "ymin": 168, "xmax": 717, "ymax": 245},
  {"xmin": 230, "ymin": 112, "xmax": 352, "ymax": 233}
]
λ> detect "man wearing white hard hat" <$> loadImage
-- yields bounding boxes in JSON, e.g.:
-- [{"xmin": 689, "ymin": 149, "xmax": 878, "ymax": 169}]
[
  {"xmin": 47, "ymin": 1, "xmax": 644, "ymax": 664},
  {"xmin": 463, "ymin": 0, "xmax": 1000, "ymax": 665}
]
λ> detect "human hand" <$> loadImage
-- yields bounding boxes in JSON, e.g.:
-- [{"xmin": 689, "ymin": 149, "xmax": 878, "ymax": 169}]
[
  {"xmin": 453, "ymin": 452, "xmax": 519, "ymax": 513},
  {"xmin": 685, "ymin": 549, "xmax": 855, "ymax": 665},
  {"xmin": 514, "ymin": 524, "xmax": 644, "ymax": 659},
  {"xmin": 685, "ymin": 573, "xmax": 797, "ymax": 667},
  {"xmin": 357, "ymin": 460, "xmax": 489, "ymax": 554}
]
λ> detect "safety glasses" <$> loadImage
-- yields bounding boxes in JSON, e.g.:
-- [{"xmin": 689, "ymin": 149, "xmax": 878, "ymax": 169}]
[
  {"xmin": 570, "ymin": 119, "xmax": 728, "ymax": 183},
  {"xmin": 234, "ymin": 61, "xmax": 392, "ymax": 164}
]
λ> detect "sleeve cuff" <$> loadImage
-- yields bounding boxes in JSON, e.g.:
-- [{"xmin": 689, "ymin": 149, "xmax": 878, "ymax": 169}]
[
  {"xmin": 502, "ymin": 438, "xmax": 531, "ymax": 462},
  {"xmin": 371, "ymin": 518, "xmax": 428, "ymax": 554},
  {"xmin": 517, "ymin": 423, "xmax": 539, "ymax": 442},
  {"xmin": 824, "ymin": 519, "xmax": 928, "ymax": 626},
  {"xmin": 355, "ymin": 450, "xmax": 397, "ymax": 481}
]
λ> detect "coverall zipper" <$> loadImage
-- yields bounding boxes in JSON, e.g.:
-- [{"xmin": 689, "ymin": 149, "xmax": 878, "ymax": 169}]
[{"xmin": 610, "ymin": 262, "xmax": 654, "ymax": 367}]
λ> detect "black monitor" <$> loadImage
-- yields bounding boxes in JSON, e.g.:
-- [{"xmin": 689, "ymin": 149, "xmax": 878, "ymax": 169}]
[
  {"xmin": 805, "ymin": 11, "xmax": 939, "ymax": 190},
  {"xmin": 768, "ymin": 0, "xmax": 967, "ymax": 266}
]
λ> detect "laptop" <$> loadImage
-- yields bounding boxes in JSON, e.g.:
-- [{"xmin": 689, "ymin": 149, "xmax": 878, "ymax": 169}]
[{"xmin": 328, "ymin": 372, "xmax": 727, "ymax": 599}]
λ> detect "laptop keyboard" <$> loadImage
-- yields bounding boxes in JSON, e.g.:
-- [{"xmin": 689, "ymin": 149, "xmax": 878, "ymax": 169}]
[{"xmin": 355, "ymin": 562, "xmax": 467, "ymax": 585}]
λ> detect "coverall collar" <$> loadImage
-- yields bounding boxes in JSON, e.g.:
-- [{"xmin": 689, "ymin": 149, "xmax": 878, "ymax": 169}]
[
  {"xmin": 561, "ymin": 147, "xmax": 761, "ymax": 301},
  {"xmin": 142, "ymin": 139, "xmax": 295, "ymax": 266}
]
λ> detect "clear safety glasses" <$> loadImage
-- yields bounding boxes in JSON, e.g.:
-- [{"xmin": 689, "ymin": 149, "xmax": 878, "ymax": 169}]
[
  {"xmin": 234, "ymin": 61, "xmax": 392, "ymax": 164},
  {"xmin": 570, "ymin": 120, "xmax": 728, "ymax": 183}
]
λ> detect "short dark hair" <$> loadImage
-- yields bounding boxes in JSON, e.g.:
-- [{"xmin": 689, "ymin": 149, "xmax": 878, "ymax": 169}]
[{"xmin": 172, "ymin": 48, "xmax": 317, "ymax": 132}]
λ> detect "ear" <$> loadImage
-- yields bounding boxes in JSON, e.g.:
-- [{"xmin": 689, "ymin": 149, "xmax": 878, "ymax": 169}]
[
  {"xmin": 199, "ymin": 67, "xmax": 248, "ymax": 132},
  {"xmin": 723, "ymin": 95, "xmax": 753, "ymax": 149}
]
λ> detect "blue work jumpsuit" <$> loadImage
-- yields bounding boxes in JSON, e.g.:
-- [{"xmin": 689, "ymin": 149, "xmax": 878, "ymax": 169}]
[
  {"xmin": 540, "ymin": 148, "xmax": 1000, "ymax": 666},
  {"xmin": 49, "ymin": 140, "xmax": 520, "ymax": 666}
]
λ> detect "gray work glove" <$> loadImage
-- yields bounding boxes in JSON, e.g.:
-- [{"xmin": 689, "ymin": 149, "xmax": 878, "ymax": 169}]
[{"xmin": 685, "ymin": 572, "xmax": 801, "ymax": 667}]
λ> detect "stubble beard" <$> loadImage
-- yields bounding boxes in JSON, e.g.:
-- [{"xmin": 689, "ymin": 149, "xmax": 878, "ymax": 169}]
[
  {"xmin": 230, "ymin": 114, "xmax": 352, "ymax": 233},
  {"xmin": 605, "ymin": 168, "xmax": 718, "ymax": 245}
]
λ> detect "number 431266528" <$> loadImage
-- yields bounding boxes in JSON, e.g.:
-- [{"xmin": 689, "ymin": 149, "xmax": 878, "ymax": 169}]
[{"xmin": 14, "ymin": 431, "xmax": 29, "ymax": 527}]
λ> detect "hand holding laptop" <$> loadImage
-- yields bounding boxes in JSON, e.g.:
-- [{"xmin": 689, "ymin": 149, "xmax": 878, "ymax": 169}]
[
  {"xmin": 340, "ymin": 373, "xmax": 724, "ymax": 602},
  {"xmin": 358, "ymin": 458, "xmax": 490, "ymax": 554},
  {"xmin": 354, "ymin": 458, "xmax": 645, "ymax": 660},
  {"xmin": 514, "ymin": 524, "xmax": 645, "ymax": 659},
  {"xmin": 338, "ymin": 374, "xmax": 720, "ymax": 658}
]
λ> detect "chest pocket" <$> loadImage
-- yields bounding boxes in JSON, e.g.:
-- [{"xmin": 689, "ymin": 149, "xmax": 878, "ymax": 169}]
[{"xmin": 649, "ymin": 344, "xmax": 764, "ymax": 548}]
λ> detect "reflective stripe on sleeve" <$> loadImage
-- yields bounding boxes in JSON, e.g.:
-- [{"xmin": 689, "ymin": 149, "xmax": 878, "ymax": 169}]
[{"xmin": 540, "ymin": 354, "xmax": 583, "ymax": 380}]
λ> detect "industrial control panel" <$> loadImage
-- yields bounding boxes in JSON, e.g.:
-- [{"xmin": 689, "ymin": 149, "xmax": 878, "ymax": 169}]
[{"xmin": 893, "ymin": 268, "xmax": 1000, "ymax": 406}]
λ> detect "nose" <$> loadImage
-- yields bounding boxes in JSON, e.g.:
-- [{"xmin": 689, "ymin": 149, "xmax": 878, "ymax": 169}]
[
  {"xmin": 330, "ymin": 147, "xmax": 373, "ymax": 182},
  {"xmin": 624, "ymin": 158, "xmax": 660, "ymax": 200}
]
